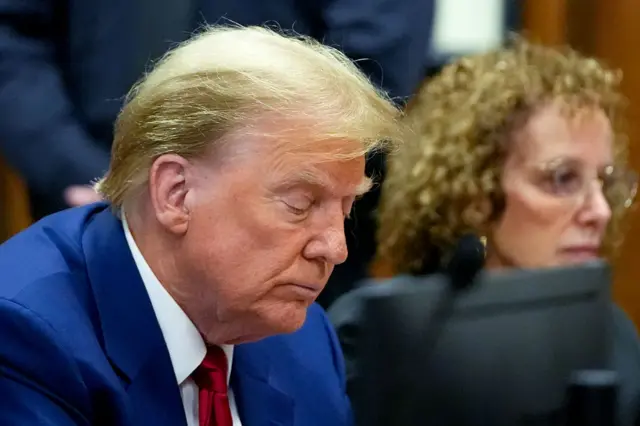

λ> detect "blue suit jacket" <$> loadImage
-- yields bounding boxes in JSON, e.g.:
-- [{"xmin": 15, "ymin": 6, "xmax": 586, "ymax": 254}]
[{"xmin": 0, "ymin": 203, "xmax": 352, "ymax": 426}]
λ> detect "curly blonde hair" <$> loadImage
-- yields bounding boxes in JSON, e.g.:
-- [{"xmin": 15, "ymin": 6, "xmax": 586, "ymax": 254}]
[{"xmin": 376, "ymin": 38, "xmax": 631, "ymax": 275}]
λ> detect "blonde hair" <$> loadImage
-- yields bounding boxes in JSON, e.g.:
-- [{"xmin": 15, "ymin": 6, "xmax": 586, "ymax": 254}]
[
  {"xmin": 95, "ymin": 25, "xmax": 403, "ymax": 209},
  {"xmin": 377, "ymin": 38, "xmax": 631, "ymax": 274}
]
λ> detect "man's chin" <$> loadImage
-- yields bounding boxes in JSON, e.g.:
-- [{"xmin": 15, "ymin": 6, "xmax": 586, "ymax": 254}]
[
  {"xmin": 259, "ymin": 302, "xmax": 309, "ymax": 336},
  {"xmin": 270, "ymin": 303, "xmax": 309, "ymax": 333},
  {"xmin": 224, "ymin": 303, "xmax": 310, "ymax": 344}
]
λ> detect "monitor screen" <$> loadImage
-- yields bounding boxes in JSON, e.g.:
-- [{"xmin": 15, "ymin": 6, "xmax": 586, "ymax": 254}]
[{"xmin": 355, "ymin": 261, "xmax": 611, "ymax": 426}]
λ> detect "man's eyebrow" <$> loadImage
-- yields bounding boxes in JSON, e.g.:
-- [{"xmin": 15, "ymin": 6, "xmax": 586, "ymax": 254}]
[
  {"xmin": 280, "ymin": 171, "xmax": 328, "ymax": 189},
  {"xmin": 281, "ymin": 171, "xmax": 372, "ymax": 197}
]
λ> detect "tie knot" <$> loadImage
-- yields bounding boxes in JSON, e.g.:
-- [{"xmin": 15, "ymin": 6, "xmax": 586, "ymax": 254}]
[{"xmin": 192, "ymin": 346, "xmax": 228, "ymax": 393}]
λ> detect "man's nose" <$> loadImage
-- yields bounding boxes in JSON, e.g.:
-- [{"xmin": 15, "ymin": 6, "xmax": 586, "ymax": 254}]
[
  {"xmin": 323, "ymin": 226, "xmax": 348, "ymax": 265},
  {"xmin": 303, "ymin": 222, "xmax": 348, "ymax": 265}
]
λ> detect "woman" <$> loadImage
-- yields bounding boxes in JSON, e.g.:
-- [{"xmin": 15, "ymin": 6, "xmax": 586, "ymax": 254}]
[{"xmin": 329, "ymin": 39, "xmax": 640, "ymax": 425}]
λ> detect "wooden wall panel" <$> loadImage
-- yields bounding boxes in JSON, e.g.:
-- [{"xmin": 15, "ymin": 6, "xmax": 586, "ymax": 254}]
[
  {"xmin": 522, "ymin": 0, "xmax": 567, "ymax": 45},
  {"xmin": 0, "ymin": 158, "xmax": 31, "ymax": 242},
  {"xmin": 584, "ymin": 0, "xmax": 640, "ymax": 326}
]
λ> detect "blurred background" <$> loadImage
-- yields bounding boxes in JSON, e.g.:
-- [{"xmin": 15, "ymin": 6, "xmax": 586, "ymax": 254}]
[{"xmin": 2, "ymin": 0, "xmax": 640, "ymax": 325}]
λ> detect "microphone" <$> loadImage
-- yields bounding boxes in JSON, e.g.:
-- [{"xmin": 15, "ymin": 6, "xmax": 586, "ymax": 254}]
[
  {"xmin": 565, "ymin": 370, "xmax": 619, "ymax": 426},
  {"xmin": 404, "ymin": 234, "xmax": 486, "ymax": 423},
  {"xmin": 443, "ymin": 233, "xmax": 486, "ymax": 292},
  {"xmin": 417, "ymin": 234, "xmax": 485, "ymax": 350}
]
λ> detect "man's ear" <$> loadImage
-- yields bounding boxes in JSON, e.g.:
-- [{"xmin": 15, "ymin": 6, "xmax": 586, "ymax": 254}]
[{"xmin": 148, "ymin": 154, "xmax": 192, "ymax": 235}]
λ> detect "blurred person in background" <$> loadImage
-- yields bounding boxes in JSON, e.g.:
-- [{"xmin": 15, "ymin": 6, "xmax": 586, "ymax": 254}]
[
  {"xmin": 0, "ymin": 0, "xmax": 434, "ymax": 307},
  {"xmin": 329, "ymin": 39, "xmax": 640, "ymax": 426}
]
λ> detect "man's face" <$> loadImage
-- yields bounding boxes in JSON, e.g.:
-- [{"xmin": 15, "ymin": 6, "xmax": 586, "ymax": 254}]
[{"xmin": 174, "ymin": 134, "xmax": 368, "ymax": 344}]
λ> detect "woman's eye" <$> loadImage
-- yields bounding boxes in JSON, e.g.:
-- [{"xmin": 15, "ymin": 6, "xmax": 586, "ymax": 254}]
[{"xmin": 545, "ymin": 167, "xmax": 583, "ymax": 195}]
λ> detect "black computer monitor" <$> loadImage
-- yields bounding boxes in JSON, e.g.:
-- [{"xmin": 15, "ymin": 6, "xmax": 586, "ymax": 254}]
[{"xmin": 356, "ymin": 261, "xmax": 612, "ymax": 426}]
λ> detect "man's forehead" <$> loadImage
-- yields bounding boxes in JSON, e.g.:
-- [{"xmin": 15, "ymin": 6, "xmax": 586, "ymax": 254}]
[{"xmin": 221, "ymin": 127, "xmax": 370, "ymax": 194}]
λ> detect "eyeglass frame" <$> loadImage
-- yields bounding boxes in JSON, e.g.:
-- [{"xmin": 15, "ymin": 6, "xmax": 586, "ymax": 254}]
[{"xmin": 521, "ymin": 158, "xmax": 638, "ymax": 210}]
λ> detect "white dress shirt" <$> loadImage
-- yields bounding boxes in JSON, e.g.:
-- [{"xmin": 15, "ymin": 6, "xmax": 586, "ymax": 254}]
[{"xmin": 123, "ymin": 217, "xmax": 243, "ymax": 426}]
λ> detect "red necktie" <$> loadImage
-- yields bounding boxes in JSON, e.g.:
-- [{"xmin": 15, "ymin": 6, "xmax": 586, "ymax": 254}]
[{"xmin": 192, "ymin": 346, "xmax": 233, "ymax": 426}]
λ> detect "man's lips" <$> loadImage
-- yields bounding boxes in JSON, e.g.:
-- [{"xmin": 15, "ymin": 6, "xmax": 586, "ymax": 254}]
[{"xmin": 278, "ymin": 283, "xmax": 323, "ymax": 299}]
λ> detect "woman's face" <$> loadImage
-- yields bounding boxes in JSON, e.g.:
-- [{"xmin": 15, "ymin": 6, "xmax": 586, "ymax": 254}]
[{"xmin": 487, "ymin": 103, "xmax": 633, "ymax": 269}]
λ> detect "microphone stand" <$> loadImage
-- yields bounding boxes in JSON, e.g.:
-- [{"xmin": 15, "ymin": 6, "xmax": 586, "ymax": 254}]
[{"xmin": 402, "ymin": 234, "xmax": 485, "ymax": 425}]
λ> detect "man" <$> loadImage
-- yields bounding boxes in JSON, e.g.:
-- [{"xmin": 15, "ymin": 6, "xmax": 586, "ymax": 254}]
[
  {"xmin": 0, "ymin": 0, "xmax": 434, "ymax": 308},
  {"xmin": 0, "ymin": 26, "xmax": 401, "ymax": 425}
]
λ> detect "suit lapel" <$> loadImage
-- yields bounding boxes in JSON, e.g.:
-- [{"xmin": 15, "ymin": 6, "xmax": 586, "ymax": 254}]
[
  {"xmin": 232, "ymin": 342, "xmax": 294, "ymax": 426},
  {"xmin": 82, "ymin": 206, "xmax": 187, "ymax": 426}
]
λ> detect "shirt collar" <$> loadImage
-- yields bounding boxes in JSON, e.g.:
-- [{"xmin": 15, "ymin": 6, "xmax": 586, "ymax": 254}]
[{"xmin": 122, "ymin": 215, "xmax": 234, "ymax": 384}]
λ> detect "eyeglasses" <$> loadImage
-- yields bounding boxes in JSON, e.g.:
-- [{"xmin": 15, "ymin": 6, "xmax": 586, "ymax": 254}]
[{"xmin": 530, "ymin": 159, "xmax": 638, "ymax": 209}]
